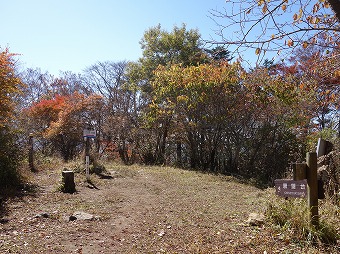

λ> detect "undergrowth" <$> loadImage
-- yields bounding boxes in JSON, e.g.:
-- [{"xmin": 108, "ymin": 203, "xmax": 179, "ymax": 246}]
[
  {"xmin": 0, "ymin": 129, "xmax": 22, "ymax": 189},
  {"xmin": 266, "ymin": 194, "xmax": 340, "ymax": 248}
]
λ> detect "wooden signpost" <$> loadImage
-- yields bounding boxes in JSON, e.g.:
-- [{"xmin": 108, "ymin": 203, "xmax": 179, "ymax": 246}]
[
  {"xmin": 83, "ymin": 129, "xmax": 96, "ymax": 181},
  {"xmin": 275, "ymin": 152, "xmax": 319, "ymax": 226},
  {"xmin": 306, "ymin": 152, "xmax": 318, "ymax": 226},
  {"xmin": 28, "ymin": 133, "xmax": 34, "ymax": 171}
]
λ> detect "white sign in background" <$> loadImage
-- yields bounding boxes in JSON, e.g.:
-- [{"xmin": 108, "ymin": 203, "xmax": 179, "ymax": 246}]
[{"xmin": 83, "ymin": 129, "xmax": 96, "ymax": 138}]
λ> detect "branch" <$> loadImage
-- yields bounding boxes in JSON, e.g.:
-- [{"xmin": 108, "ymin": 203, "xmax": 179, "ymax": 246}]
[
  {"xmin": 207, "ymin": 27, "xmax": 339, "ymax": 46},
  {"xmin": 208, "ymin": 0, "xmax": 340, "ymax": 59}
]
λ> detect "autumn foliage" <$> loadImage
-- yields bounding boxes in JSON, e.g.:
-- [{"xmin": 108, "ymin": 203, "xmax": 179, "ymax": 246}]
[
  {"xmin": 0, "ymin": 48, "xmax": 23, "ymax": 187},
  {"xmin": 28, "ymin": 95, "xmax": 67, "ymax": 131},
  {"xmin": 146, "ymin": 61, "xmax": 305, "ymax": 182},
  {"xmin": 0, "ymin": 48, "xmax": 23, "ymax": 127},
  {"xmin": 28, "ymin": 92, "xmax": 103, "ymax": 161},
  {"xmin": 2, "ymin": 24, "xmax": 340, "ymax": 188}
]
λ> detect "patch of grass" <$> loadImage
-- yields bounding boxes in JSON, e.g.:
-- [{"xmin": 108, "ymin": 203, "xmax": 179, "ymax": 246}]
[
  {"xmin": 66, "ymin": 159, "xmax": 84, "ymax": 173},
  {"xmin": 266, "ymin": 193, "xmax": 340, "ymax": 247},
  {"xmin": 34, "ymin": 154, "xmax": 62, "ymax": 171},
  {"xmin": 105, "ymin": 162, "xmax": 140, "ymax": 178}
]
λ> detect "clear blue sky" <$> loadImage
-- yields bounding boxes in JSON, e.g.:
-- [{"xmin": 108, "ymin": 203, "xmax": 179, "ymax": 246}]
[{"xmin": 1, "ymin": 0, "xmax": 226, "ymax": 76}]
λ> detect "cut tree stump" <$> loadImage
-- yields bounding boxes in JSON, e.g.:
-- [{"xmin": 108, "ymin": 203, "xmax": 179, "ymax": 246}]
[{"xmin": 62, "ymin": 170, "xmax": 76, "ymax": 193}]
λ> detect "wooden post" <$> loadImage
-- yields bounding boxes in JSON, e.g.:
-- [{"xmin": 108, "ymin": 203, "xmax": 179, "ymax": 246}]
[
  {"xmin": 293, "ymin": 163, "xmax": 306, "ymax": 181},
  {"xmin": 28, "ymin": 133, "xmax": 34, "ymax": 171},
  {"xmin": 85, "ymin": 137, "xmax": 90, "ymax": 180},
  {"xmin": 62, "ymin": 170, "xmax": 75, "ymax": 193},
  {"xmin": 306, "ymin": 152, "xmax": 318, "ymax": 226}
]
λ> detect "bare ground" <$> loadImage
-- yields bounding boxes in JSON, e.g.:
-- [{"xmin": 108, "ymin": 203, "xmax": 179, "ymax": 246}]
[{"xmin": 0, "ymin": 163, "xmax": 338, "ymax": 253}]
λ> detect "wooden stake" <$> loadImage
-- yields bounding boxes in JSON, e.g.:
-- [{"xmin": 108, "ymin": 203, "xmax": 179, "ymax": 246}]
[
  {"xmin": 85, "ymin": 137, "xmax": 90, "ymax": 180},
  {"xmin": 28, "ymin": 133, "xmax": 34, "ymax": 171},
  {"xmin": 293, "ymin": 163, "xmax": 306, "ymax": 181},
  {"xmin": 306, "ymin": 152, "xmax": 318, "ymax": 226}
]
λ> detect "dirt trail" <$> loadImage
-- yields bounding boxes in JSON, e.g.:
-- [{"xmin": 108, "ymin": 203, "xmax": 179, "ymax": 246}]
[{"xmin": 0, "ymin": 164, "xmax": 325, "ymax": 253}]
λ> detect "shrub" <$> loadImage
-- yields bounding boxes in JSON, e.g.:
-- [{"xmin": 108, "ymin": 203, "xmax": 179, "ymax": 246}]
[
  {"xmin": 0, "ymin": 128, "xmax": 22, "ymax": 188},
  {"xmin": 266, "ymin": 194, "xmax": 339, "ymax": 246}
]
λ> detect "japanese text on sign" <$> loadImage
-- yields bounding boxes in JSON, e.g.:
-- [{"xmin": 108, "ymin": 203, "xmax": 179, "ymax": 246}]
[{"xmin": 275, "ymin": 179, "xmax": 307, "ymax": 198}]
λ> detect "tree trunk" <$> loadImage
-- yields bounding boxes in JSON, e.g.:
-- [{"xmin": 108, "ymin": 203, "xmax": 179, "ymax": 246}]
[
  {"xmin": 176, "ymin": 141, "xmax": 182, "ymax": 166},
  {"xmin": 62, "ymin": 170, "xmax": 76, "ymax": 193}
]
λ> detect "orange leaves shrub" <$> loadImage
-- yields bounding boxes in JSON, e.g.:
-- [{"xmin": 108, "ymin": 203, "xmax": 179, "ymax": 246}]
[
  {"xmin": 46, "ymin": 93, "xmax": 96, "ymax": 136},
  {"xmin": 28, "ymin": 92, "xmax": 104, "ymax": 160},
  {"xmin": 28, "ymin": 94, "xmax": 67, "ymax": 131}
]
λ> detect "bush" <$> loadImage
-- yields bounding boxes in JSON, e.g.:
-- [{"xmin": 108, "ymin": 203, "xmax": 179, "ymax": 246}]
[
  {"xmin": 0, "ymin": 128, "xmax": 22, "ymax": 188},
  {"xmin": 266, "ymin": 194, "xmax": 339, "ymax": 246}
]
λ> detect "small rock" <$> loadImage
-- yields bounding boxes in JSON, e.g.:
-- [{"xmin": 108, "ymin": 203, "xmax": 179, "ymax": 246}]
[
  {"xmin": 246, "ymin": 213, "xmax": 265, "ymax": 226},
  {"xmin": 87, "ymin": 184, "xmax": 94, "ymax": 189},
  {"xmin": 34, "ymin": 213, "xmax": 50, "ymax": 219},
  {"xmin": 0, "ymin": 218, "xmax": 9, "ymax": 224},
  {"xmin": 158, "ymin": 230, "xmax": 165, "ymax": 237},
  {"xmin": 70, "ymin": 211, "xmax": 97, "ymax": 221}
]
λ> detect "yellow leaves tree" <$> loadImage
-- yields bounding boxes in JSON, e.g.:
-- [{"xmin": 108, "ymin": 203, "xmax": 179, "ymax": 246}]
[
  {"xmin": 0, "ymin": 48, "xmax": 23, "ymax": 127},
  {"xmin": 150, "ymin": 60, "xmax": 303, "ymax": 182},
  {"xmin": 150, "ymin": 61, "xmax": 243, "ymax": 169},
  {"xmin": 0, "ymin": 48, "xmax": 24, "ymax": 187},
  {"xmin": 152, "ymin": 61, "xmax": 241, "ymax": 121}
]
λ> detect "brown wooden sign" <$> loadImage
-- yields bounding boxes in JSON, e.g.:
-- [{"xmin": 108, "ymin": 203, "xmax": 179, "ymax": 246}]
[{"xmin": 274, "ymin": 179, "xmax": 307, "ymax": 198}]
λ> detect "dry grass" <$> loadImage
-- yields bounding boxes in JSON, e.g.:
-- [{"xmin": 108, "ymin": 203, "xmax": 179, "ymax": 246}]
[
  {"xmin": 0, "ymin": 159, "xmax": 339, "ymax": 253},
  {"xmin": 266, "ymin": 193, "xmax": 339, "ymax": 249}
]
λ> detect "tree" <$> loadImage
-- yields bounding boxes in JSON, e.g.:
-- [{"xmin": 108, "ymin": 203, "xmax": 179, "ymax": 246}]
[
  {"xmin": 0, "ymin": 48, "xmax": 23, "ymax": 127},
  {"xmin": 28, "ymin": 92, "xmax": 104, "ymax": 161},
  {"xmin": 205, "ymin": 45, "xmax": 233, "ymax": 61},
  {"xmin": 83, "ymin": 61, "xmax": 139, "ymax": 163},
  {"xmin": 139, "ymin": 24, "xmax": 207, "ymax": 74},
  {"xmin": 286, "ymin": 43, "xmax": 340, "ymax": 132},
  {"xmin": 129, "ymin": 24, "xmax": 209, "ymax": 164},
  {"xmin": 210, "ymin": 0, "xmax": 340, "ymax": 62},
  {"xmin": 18, "ymin": 68, "xmax": 53, "ymax": 109},
  {"xmin": 150, "ymin": 60, "xmax": 303, "ymax": 184},
  {"xmin": 133, "ymin": 24, "xmax": 208, "ymax": 98},
  {"xmin": 46, "ymin": 92, "xmax": 103, "ymax": 161},
  {"xmin": 52, "ymin": 71, "xmax": 88, "ymax": 96},
  {"xmin": 0, "ymin": 48, "xmax": 24, "ymax": 187},
  {"xmin": 19, "ymin": 70, "xmax": 92, "ymax": 157},
  {"xmin": 150, "ymin": 61, "xmax": 242, "ymax": 169}
]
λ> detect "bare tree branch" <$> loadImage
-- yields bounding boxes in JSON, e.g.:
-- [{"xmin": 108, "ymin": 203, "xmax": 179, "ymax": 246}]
[{"xmin": 209, "ymin": 0, "xmax": 340, "ymax": 62}]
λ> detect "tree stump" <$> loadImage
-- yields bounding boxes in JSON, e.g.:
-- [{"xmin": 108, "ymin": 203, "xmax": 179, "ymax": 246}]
[{"xmin": 62, "ymin": 170, "xmax": 76, "ymax": 193}]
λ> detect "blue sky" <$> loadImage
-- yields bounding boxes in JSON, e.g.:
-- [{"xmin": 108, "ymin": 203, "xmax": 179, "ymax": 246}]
[{"xmin": 1, "ymin": 0, "xmax": 226, "ymax": 76}]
